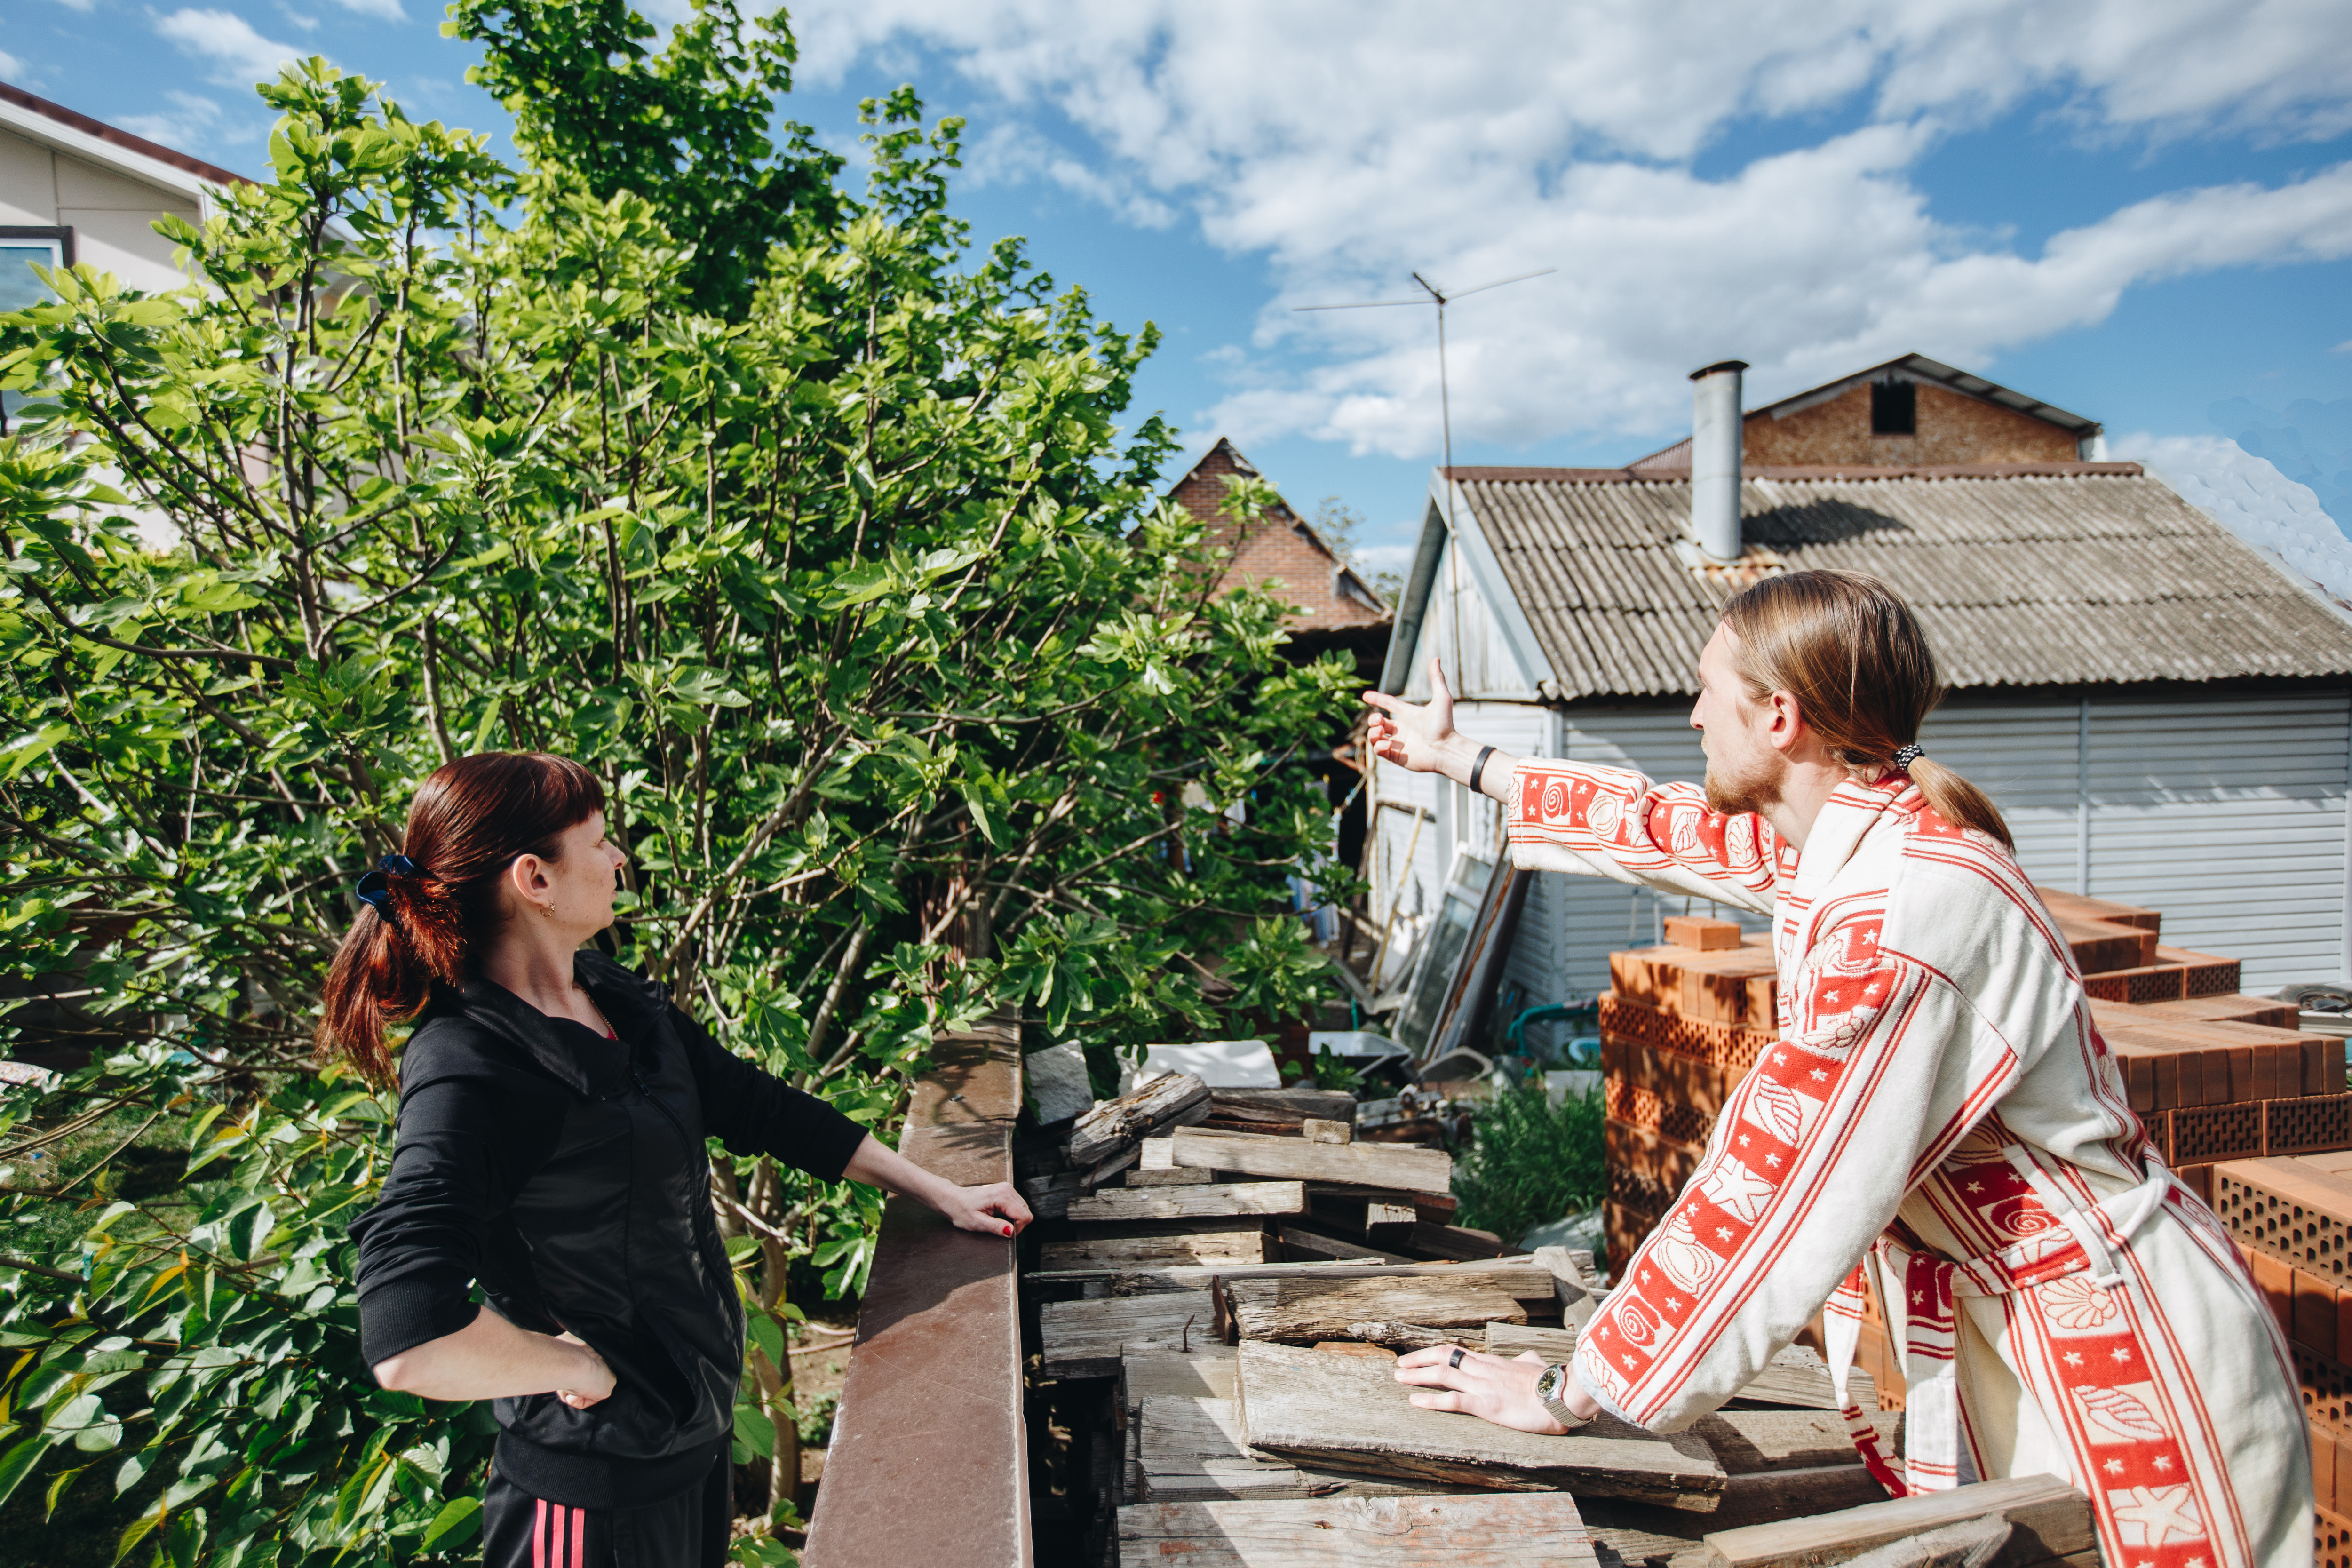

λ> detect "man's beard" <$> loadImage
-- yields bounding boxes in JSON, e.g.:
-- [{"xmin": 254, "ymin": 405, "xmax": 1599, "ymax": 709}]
[{"xmin": 1704, "ymin": 750, "xmax": 1777, "ymax": 818}]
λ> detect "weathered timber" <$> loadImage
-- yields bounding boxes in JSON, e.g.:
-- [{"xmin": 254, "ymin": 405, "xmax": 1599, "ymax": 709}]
[
  {"xmin": 1135, "ymin": 1395, "xmax": 1469, "ymax": 1504},
  {"xmin": 1411, "ymin": 1219, "xmax": 1508, "ymax": 1260},
  {"xmin": 1727, "ymin": 1345, "xmax": 1877, "ymax": 1413},
  {"xmin": 1235, "ymin": 1340, "xmax": 1725, "ymax": 1508},
  {"xmin": 1213, "ymin": 1086, "xmax": 1360, "ymax": 1125},
  {"xmin": 1278, "ymin": 1224, "xmax": 1412, "ymax": 1265},
  {"xmin": 1227, "ymin": 1276, "xmax": 1533, "ymax": 1343},
  {"xmin": 1303, "ymin": 1119, "xmax": 1355, "ymax": 1145},
  {"xmin": 1069, "ymin": 1072, "xmax": 1211, "ymax": 1166},
  {"xmin": 1065, "ymin": 1180, "xmax": 1307, "ymax": 1223},
  {"xmin": 1117, "ymin": 1493, "xmax": 1604, "ymax": 1566},
  {"xmin": 1030, "ymin": 1257, "xmax": 1553, "ymax": 1293},
  {"xmin": 1122, "ymin": 1348, "xmax": 1238, "ymax": 1414},
  {"xmin": 1697, "ymin": 1473, "xmax": 2094, "ymax": 1568},
  {"xmin": 1125, "ymin": 1166, "xmax": 1215, "ymax": 1187},
  {"xmin": 1039, "ymin": 1290, "xmax": 1216, "ymax": 1378},
  {"xmin": 1689, "ymin": 1410, "xmax": 1901, "ymax": 1475},
  {"xmin": 1839, "ymin": 1515, "xmax": 2009, "ymax": 1568},
  {"xmin": 1040, "ymin": 1230, "xmax": 1268, "ymax": 1273},
  {"xmin": 1365, "ymin": 1202, "xmax": 1418, "ymax": 1246},
  {"xmin": 1343, "ymin": 1321, "xmax": 1476, "ymax": 1352},
  {"xmin": 1487, "ymin": 1322, "xmax": 1579, "ymax": 1360},
  {"xmin": 1142, "ymin": 1135, "xmax": 1178, "ymax": 1170},
  {"xmin": 1171, "ymin": 1126, "xmax": 1454, "ymax": 1194}
]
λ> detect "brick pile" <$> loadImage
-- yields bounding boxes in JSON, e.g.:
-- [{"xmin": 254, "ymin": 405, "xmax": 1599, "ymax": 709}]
[
  {"xmin": 2211, "ymin": 1154, "xmax": 2352, "ymax": 1561},
  {"xmin": 1599, "ymin": 891, "xmax": 2351, "ymax": 1417}
]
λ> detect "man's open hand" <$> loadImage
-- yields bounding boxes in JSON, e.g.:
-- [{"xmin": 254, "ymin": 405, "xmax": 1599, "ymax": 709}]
[{"xmin": 1363, "ymin": 658, "xmax": 1460, "ymax": 775}]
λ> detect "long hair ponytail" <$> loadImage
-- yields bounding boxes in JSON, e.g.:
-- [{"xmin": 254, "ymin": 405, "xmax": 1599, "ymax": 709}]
[
  {"xmin": 318, "ymin": 752, "xmax": 606, "ymax": 1082},
  {"xmin": 1718, "ymin": 570, "xmax": 2014, "ymax": 852}
]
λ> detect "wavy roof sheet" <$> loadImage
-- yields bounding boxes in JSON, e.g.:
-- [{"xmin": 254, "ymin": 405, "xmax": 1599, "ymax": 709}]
[{"xmin": 1453, "ymin": 463, "xmax": 2352, "ymax": 700}]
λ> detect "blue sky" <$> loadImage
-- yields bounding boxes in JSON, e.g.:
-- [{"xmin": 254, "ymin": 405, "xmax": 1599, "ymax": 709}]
[{"xmin": 6, "ymin": 0, "xmax": 2352, "ymax": 574}]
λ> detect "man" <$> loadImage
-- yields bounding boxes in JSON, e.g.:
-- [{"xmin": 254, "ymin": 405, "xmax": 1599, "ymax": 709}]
[{"xmin": 1366, "ymin": 569, "xmax": 2306, "ymax": 1567}]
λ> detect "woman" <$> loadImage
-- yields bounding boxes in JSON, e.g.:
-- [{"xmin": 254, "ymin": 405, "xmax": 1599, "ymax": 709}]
[{"xmin": 335, "ymin": 753, "xmax": 1030, "ymax": 1568}]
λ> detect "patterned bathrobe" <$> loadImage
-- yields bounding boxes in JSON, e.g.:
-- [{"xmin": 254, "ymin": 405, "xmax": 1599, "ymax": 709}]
[{"xmin": 1504, "ymin": 757, "xmax": 2310, "ymax": 1568}]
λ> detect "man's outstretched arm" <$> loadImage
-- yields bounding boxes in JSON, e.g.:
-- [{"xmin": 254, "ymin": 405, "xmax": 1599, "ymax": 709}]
[{"xmin": 1362, "ymin": 658, "xmax": 1519, "ymax": 801}]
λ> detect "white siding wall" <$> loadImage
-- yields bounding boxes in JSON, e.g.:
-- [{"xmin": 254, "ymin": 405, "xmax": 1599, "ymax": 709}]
[{"xmin": 2081, "ymin": 693, "xmax": 2350, "ymax": 992}]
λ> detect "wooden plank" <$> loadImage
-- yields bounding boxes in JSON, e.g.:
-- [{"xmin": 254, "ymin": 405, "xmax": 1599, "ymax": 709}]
[
  {"xmin": 1127, "ymin": 1166, "xmax": 1216, "ymax": 1187},
  {"xmin": 1123, "ymin": 1348, "xmax": 1239, "ymax": 1411},
  {"xmin": 1487, "ymin": 1322, "xmax": 1579, "ymax": 1360},
  {"xmin": 1041, "ymin": 1231, "xmax": 1269, "ymax": 1272},
  {"xmin": 1411, "ymin": 1219, "xmax": 1508, "ymax": 1260},
  {"xmin": 1235, "ymin": 1340, "xmax": 1726, "ymax": 1509},
  {"xmin": 1215, "ymin": 1087, "xmax": 1360, "ymax": 1125},
  {"xmin": 1724, "ymin": 1345, "xmax": 1875, "ymax": 1412},
  {"xmin": 1341, "ymin": 1321, "xmax": 1481, "ymax": 1352},
  {"xmin": 1227, "ymin": 1276, "xmax": 1540, "ymax": 1344},
  {"xmin": 1132, "ymin": 1396, "xmax": 1468, "ymax": 1504},
  {"xmin": 1039, "ymin": 1290, "xmax": 1216, "ymax": 1378},
  {"xmin": 1070, "ymin": 1071, "xmax": 1210, "ymax": 1166},
  {"xmin": 1118, "ymin": 1493, "xmax": 1604, "ymax": 1565},
  {"xmin": 1030, "ymin": 1257, "xmax": 1554, "ymax": 1293},
  {"xmin": 1066, "ymin": 1181, "xmax": 1308, "ymax": 1223},
  {"xmin": 1688, "ymin": 1410, "xmax": 1899, "ymax": 1475},
  {"xmin": 1279, "ymin": 1226, "xmax": 1412, "ymax": 1265},
  {"xmin": 1172, "ymin": 1127, "xmax": 1454, "ymax": 1195},
  {"xmin": 1303, "ymin": 1119, "xmax": 1354, "ymax": 1145},
  {"xmin": 1697, "ymin": 1472, "xmax": 2094, "ymax": 1568}
]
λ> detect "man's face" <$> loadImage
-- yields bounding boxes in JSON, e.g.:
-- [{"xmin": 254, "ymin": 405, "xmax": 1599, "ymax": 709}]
[{"xmin": 1692, "ymin": 625, "xmax": 1781, "ymax": 817}]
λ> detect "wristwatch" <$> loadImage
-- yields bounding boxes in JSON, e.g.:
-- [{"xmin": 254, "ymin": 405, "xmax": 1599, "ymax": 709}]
[{"xmin": 1534, "ymin": 1362, "xmax": 1593, "ymax": 1433}]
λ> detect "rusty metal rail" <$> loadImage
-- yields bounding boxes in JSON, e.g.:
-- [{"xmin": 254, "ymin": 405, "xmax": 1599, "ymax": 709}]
[{"xmin": 802, "ymin": 1024, "xmax": 1030, "ymax": 1568}]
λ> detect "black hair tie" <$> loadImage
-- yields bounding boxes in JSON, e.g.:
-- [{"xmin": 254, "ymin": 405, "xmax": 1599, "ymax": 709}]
[
  {"xmin": 1892, "ymin": 743, "xmax": 1924, "ymax": 771},
  {"xmin": 355, "ymin": 853, "xmax": 422, "ymax": 922}
]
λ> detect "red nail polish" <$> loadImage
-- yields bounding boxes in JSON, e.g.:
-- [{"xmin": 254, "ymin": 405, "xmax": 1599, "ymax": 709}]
[{"xmin": 1002, "ymin": 1225, "xmax": 1014, "ymax": 1236}]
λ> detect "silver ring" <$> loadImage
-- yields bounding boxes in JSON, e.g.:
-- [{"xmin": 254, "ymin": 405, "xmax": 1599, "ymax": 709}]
[{"xmin": 1447, "ymin": 1346, "xmax": 1465, "ymax": 1369}]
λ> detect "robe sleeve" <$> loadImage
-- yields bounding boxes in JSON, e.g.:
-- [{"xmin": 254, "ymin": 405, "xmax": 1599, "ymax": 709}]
[
  {"xmin": 1502, "ymin": 758, "xmax": 1780, "ymax": 916},
  {"xmin": 1571, "ymin": 913, "xmax": 2012, "ymax": 1430}
]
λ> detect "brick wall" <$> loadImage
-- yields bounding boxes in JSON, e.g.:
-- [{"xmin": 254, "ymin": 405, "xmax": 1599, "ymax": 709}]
[
  {"xmin": 1743, "ymin": 381, "xmax": 2080, "ymax": 468},
  {"xmin": 1166, "ymin": 439, "xmax": 1388, "ymax": 631}
]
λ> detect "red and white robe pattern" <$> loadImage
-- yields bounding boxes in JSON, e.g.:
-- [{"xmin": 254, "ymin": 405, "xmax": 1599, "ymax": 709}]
[{"xmin": 1505, "ymin": 759, "xmax": 2311, "ymax": 1568}]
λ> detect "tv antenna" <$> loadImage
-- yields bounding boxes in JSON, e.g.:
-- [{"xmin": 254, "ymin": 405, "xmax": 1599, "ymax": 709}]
[{"xmin": 1295, "ymin": 267, "xmax": 1554, "ymax": 703}]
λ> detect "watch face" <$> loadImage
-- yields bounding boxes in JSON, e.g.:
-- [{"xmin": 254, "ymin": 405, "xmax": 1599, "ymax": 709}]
[{"xmin": 1535, "ymin": 1364, "xmax": 1562, "ymax": 1401}]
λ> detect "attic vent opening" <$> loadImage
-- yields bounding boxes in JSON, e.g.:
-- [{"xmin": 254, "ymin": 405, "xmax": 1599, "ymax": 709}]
[{"xmin": 1871, "ymin": 378, "xmax": 1916, "ymax": 437}]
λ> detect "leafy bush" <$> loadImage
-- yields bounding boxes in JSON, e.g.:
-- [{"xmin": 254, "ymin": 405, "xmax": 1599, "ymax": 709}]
[
  {"xmin": 1449, "ymin": 1082, "xmax": 1604, "ymax": 1249},
  {"xmin": 0, "ymin": 1, "xmax": 1355, "ymax": 1557}
]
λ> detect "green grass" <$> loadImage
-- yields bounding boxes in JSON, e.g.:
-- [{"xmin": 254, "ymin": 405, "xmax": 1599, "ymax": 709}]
[{"xmin": 1450, "ymin": 1082, "xmax": 1604, "ymax": 1249}]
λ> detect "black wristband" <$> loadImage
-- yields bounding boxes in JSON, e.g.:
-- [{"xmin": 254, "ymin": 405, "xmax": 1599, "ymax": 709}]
[{"xmin": 1468, "ymin": 744, "xmax": 1496, "ymax": 797}]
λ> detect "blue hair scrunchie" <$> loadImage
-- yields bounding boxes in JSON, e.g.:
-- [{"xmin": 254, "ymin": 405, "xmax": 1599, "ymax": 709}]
[{"xmin": 355, "ymin": 854, "xmax": 422, "ymax": 922}]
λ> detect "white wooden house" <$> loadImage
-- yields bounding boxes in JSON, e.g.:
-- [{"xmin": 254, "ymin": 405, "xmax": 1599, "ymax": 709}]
[{"xmin": 1368, "ymin": 362, "xmax": 2352, "ymax": 1050}]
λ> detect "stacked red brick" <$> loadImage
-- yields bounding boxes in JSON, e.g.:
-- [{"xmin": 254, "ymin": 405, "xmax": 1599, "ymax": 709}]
[{"xmin": 2210, "ymin": 1154, "xmax": 2352, "ymax": 1565}]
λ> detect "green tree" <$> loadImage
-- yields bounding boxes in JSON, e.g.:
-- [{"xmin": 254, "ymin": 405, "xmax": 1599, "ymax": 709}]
[{"xmin": 0, "ymin": 13, "xmax": 1356, "ymax": 1559}]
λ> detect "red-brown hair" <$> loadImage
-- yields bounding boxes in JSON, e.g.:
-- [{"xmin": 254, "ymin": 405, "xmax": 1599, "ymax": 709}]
[{"xmin": 318, "ymin": 752, "xmax": 606, "ymax": 1081}]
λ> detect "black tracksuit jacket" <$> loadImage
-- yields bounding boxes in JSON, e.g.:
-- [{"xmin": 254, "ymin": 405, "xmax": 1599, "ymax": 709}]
[{"xmin": 348, "ymin": 952, "xmax": 868, "ymax": 1508}]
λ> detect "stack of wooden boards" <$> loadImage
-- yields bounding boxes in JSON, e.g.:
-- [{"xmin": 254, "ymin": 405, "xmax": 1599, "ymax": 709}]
[
  {"xmin": 2209, "ymin": 1153, "xmax": 2352, "ymax": 1568},
  {"xmin": 1601, "ymin": 894, "xmax": 2348, "ymax": 1277},
  {"xmin": 1031, "ymin": 1234, "xmax": 2093, "ymax": 1566}
]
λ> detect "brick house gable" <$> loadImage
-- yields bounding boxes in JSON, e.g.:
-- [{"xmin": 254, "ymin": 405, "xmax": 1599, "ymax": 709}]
[{"xmin": 1164, "ymin": 438, "xmax": 1389, "ymax": 631}]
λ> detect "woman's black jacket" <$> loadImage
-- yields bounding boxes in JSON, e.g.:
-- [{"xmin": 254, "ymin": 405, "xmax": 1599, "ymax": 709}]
[{"xmin": 348, "ymin": 952, "xmax": 867, "ymax": 1507}]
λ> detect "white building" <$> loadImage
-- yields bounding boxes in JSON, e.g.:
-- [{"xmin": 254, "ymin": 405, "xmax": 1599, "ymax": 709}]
[
  {"xmin": 0, "ymin": 80, "xmax": 244, "ymax": 315},
  {"xmin": 1370, "ymin": 362, "xmax": 2352, "ymax": 1049}
]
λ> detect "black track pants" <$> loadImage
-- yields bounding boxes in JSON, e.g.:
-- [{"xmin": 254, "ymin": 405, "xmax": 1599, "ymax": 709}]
[{"xmin": 481, "ymin": 1453, "xmax": 732, "ymax": 1568}]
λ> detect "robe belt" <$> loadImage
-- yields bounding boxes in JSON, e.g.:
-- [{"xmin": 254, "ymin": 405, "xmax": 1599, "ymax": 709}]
[{"xmin": 1831, "ymin": 1144, "xmax": 2177, "ymax": 1496}]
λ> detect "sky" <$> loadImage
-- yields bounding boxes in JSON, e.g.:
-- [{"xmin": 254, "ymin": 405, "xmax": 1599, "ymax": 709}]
[{"xmin": 6, "ymin": 0, "xmax": 2352, "ymax": 584}]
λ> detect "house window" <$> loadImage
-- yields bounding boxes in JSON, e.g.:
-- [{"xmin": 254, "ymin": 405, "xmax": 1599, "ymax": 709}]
[
  {"xmin": 0, "ymin": 228, "xmax": 72, "ymax": 425},
  {"xmin": 1871, "ymin": 378, "xmax": 1915, "ymax": 436}
]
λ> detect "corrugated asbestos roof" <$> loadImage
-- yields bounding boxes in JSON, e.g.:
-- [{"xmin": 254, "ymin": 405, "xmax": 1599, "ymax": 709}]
[{"xmin": 1454, "ymin": 464, "xmax": 2352, "ymax": 700}]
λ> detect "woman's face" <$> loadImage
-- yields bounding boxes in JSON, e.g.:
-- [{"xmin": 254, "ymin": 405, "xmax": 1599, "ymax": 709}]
[{"xmin": 506, "ymin": 811, "xmax": 628, "ymax": 938}]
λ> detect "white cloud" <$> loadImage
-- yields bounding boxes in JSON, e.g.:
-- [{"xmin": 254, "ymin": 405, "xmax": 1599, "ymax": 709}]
[
  {"xmin": 117, "ymin": 91, "xmax": 229, "ymax": 147},
  {"xmin": 2115, "ymin": 430, "xmax": 2352, "ymax": 607},
  {"xmin": 324, "ymin": 0, "xmax": 405, "ymax": 21},
  {"xmin": 782, "ymin": 0, "xmax": 2352, "ymax": 458},
  {"xmin": 0, "ymin": 49, "xmax": 25, "ymax": 82},
  {"xmin": 155, "ymin": 8, "xmax": 312, "ymax": 90}
]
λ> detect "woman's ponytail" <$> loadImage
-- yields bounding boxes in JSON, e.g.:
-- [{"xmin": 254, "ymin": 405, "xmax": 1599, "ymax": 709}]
[{"xmin": 315, "ymin": 753, "xmax": 606, "ymax": 1082}]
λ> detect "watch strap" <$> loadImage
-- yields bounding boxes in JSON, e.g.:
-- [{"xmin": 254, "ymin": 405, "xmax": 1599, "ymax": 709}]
[{"xmin": 1536, "ymin": 1362, "xmax": 1591, "ymax": 1431}]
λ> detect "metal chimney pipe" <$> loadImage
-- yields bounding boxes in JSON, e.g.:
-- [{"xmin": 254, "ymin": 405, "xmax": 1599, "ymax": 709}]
[{"xmin": 1689, "ymin": 359, "xmax": 1748, "ymax": 563}]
